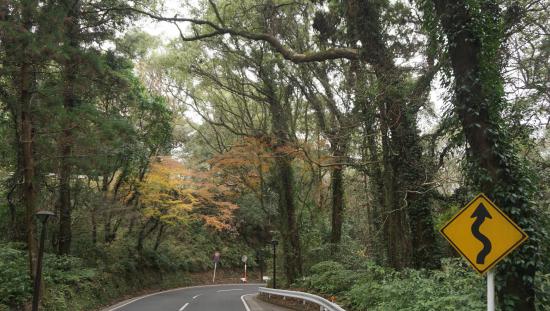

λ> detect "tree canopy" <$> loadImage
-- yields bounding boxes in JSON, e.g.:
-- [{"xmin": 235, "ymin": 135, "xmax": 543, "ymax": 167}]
[{"xmin": 0, "ymin": 0, "xmax": 548, "ymax": 310}]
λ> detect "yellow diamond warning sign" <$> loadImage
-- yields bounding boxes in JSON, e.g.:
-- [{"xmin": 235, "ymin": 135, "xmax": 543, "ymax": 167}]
[{"xmin": 440, "ymin": 193, "xmax": 528, "ymax": 274}]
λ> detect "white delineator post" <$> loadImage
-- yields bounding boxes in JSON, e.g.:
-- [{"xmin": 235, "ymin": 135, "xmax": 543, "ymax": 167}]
[
  {"xmin": 212, "ymin": 262, "xmax": 217, "ymax": 283},
  {"xmin": 487, "ymin": 270, "xmax": 495, "ymax": 311}
]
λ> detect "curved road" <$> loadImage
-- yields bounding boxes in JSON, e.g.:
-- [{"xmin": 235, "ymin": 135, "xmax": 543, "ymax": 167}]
[{"xmin": 104, "ymin": 284, "xmax": 265, "ymax": 311}]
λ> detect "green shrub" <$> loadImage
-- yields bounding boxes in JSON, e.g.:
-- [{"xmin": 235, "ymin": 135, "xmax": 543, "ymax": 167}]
[
  {"xmin": 0, "ymin": 225, "xmax": 254, "ymax": 310},
  {"xmin": 299, "ymin": 258, "xmax": 487, "ymax": 311},
  {"xmin": 309, "ymin": 261, "xmax": 345, "ymax": 275},
  {"xmin": 0, "ymin": 246, "xmax": 31, "ymax": 307},
  {"xmin": 347, "ymin": 260, "xmax": 484, "ymax": 311},
  {"xmin": 536, "ymin": 272, "xmax": 550, "ymax": 310},
  {"xmin": 298, "ymin": 261, "xmax": 361, "ymax": 295},
  {"xmin": 43, "ymin": 255, "xmax": 96, "ymax": 284}
]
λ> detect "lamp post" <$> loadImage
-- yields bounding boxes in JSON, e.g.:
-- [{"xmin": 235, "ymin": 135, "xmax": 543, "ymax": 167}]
[
  {"xmin": 32, "ymin": 211, "xmax": 55, "ymax": 311},
  {"xmin": 270, "ymin": 239, "xmax": 278, "ymax": 289}
]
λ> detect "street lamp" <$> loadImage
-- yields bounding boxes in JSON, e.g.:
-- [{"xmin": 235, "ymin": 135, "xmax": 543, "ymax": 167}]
[
  {"xmin": 270, "ymin": 239, "xmax": 278, "ymax": 289},
  {"xmin": 32, "ymin": 211, "xmax": 55, "ymax": 311}
]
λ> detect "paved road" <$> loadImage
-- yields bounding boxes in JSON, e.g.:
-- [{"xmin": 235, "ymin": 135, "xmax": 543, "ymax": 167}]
[{"xmin": 104, "ymin": 284, "xmax": 281, "ymax": 311}]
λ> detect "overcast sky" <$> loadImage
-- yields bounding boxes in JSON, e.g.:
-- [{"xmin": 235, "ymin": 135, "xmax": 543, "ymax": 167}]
[{"xmin": 134, "ymin": 1, "xmax": 447, "ymax": 134}]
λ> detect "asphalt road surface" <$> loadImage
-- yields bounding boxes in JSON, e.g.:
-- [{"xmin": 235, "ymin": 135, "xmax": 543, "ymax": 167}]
[{"xmin": 104, "ymin": 284, "xmax": 272, "ymax": 311}]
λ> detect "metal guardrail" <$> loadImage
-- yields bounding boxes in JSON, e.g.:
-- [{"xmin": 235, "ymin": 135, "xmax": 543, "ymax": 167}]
[{"xmin": 258, "ymin": 287, "xmax": 346, "ymax": 311}]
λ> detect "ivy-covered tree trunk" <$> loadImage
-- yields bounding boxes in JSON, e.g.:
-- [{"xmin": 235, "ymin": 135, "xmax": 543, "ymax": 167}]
[
  {"xmin": 272, "ymin": 154, "xmax": 302, "ymax": 284},
  {"xmin": 432, "ymin": 0, "xmax": 539, "ymax": 309},
  {"xmin": 329, "ymin": 155, "xmax": 345, "ymax": 245},
  {"xmin": 361, "ymin": 102, "xmax": 387, "ymax": 264},
  {"xmin": 396, "ymin": 111, "xmax": 440, "ymax": 269},
  {"xmin": 264, "ymin": 70, "xmax": 302, "ymax": 284},
  {"xmin": 346, "ymin": 0, "xmax": 440, "ymax": 269}
]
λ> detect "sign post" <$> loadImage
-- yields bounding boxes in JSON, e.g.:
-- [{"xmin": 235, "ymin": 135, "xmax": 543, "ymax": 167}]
[
  {"xmin": 440, "ymin": 193, "xmax": 528, "ymax": 310},
  {"xmin": 212, "ymin": 251, "xmax": 220, "ymax": 283},
  {"xmin": 487, "ymin": 270, "xmax": 495, "ymax": 311},
  {"xmin": 241, "ymin": 255, "xmax": 248, "ymax": 283}
]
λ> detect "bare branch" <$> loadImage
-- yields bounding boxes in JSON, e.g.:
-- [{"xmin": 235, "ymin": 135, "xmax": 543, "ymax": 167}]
[
  {"xmin": 120, "ymin": 6, "xmax": 360, "ymax": 63},
  {"xmin": 207, "ymin": 0, "xmax": 225, "ymax": 27}
]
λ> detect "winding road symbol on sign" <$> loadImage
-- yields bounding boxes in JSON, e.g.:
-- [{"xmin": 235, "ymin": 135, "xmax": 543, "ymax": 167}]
[
  {"xmin": 440, "ymin": 193, "xmax": 528, "ymax": 274},
  {"xmin": 471, "ymin": 203, "xmax": 492, "ymax": 264}
]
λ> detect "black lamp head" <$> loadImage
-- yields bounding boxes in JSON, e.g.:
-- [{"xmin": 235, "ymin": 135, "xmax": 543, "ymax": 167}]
[{"xmin": 36, "ymin": 211, "xmax": 56, "ymax": 223}]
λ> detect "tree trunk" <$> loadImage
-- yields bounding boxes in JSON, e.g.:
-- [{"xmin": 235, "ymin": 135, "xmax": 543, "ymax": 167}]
[
  {"xmin": 433, "ymin": 1, "xmax": 538, "ymax": 308},
  {"xmin": 91, "ymin": 207, "xmax": 97, "ymax": 245},
  {"xmin": 363, "ymin": 119, "xmax": 386, "ymax": 264},
  {"xmin": 154, "ymin": 224, "xmax": 166, "ymax": 251},
  {"xmin": 5, "ymin": 91, "xmax": 27, "ymax": 242},
  {"xmin": 264, "ymin": 72, "xmax": 302, "ymax": 284},
  {"xmin": 102, "ymin": 174, "xmax": 115, "ymax": 243},
  {"xmin": 329, "ymin": 136, "xmax": 349, "ymax": 249},
  {"xmin": 57, "ymin": 162, "xmax": 72, "ymax": 254},
  {"xmin": 57, "ymin": 0, "xmax": 81, "ymax": 255},
  {"xmin": 346, "ymin": 0, "xmax": 440, "ymax": 269},
  {"xmin": 21, "ymin": 62, "xmax": 38, "ymax": 279},
  {"xmin": 381, "ymin": 116, "xmax": 412, "ymax": 269},
  {"xmin": 136, "ymin": 219, "xmax": 158, "ymax": 254},
  {"xmin": 16, "ymin": 0, "xmax": 39, "ymax": 281},
  {"xmin": 299, "ymin": 66, "xmax": 353, "ymax": 248},
  {"xmin": 393, "ymin": 108, "xmax": 440, "ymax": 269},
  {"xmin": 273, "ymin": 155, "xmax": 302, "ymax": 284},
  {"xmin": 330, "ymin": 164, "xmax": 344, "ymax": 245}
]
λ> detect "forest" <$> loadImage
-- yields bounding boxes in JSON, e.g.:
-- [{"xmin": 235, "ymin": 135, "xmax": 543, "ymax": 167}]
[{"xmin": 0, "ymin": 0, "xmax": 549, "ymax": 310}]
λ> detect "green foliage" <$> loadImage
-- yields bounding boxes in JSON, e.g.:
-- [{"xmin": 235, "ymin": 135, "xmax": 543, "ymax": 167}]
[
  {"xmin": 43, "ymin": 255, "xmax": 96, "ymax": 284},
  {"xmin": 536, "ymin": 272, "xmax": 550, "ymax": 310},
  {"xmin": 0, "ymin": 246, "xmax": 31, "ymax": 307},
  {"xmin": 298, "ymin": 259, "xmax": 486, "ymax": 311},
  {"xmin": 0, "ymin": 222, "xmax": 255, "ymax": 310},
  {"xmin": 1, "ymin": 0, "xmax": 548, "ymax": 310},
  {"xmin": 302, "ymin": 261, "xmax": 358, "ymax": 295}
]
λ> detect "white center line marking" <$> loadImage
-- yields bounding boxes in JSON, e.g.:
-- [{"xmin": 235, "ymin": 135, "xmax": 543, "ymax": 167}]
[
  {"xmin": 192, "ymin": 294, "xmax": 201, "ymax": 299},
  {"xmin": 217, "ymin": 289, "xmax": 244, "ymax": 292},
  {"xmin": 178, "ymin": 303, "xmax": 189, "ymax": 311},
  {"xmin": 104, "ymin": 284, "xmax": 263, "ymax": 310}
]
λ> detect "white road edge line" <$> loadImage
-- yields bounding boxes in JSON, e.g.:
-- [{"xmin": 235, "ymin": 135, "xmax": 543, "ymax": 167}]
[
  {"xmin": 192, "ymin": 294, "xmax": 201, "ymax": 299},
  {"xmin": 241, "ymin": 294, "xmax": 254, "ymax": 311},
  {"xmin": 178, "ymin": 303, "xmax": 189, "ymax": 311},
  {"xmin": 104, "ymin": 283, "xmax": 264, "ymax": 311},
  {"xmin": 217, "ymin": 289, "xmax": 244, "ymax": 292}
]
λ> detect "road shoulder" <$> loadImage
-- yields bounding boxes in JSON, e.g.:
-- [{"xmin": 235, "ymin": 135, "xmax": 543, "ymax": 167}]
[{"xmin": 242, "ymin": 294, "xmax": 293, "ymax": 311}]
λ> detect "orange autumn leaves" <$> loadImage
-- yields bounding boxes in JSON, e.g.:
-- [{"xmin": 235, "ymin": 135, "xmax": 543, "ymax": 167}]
[
  {"xmin": 207, "ymin": 136, "xmax": 325, "ymax": 188},
  {"xmin": 139, "ymin": 156, "xmax": 238, "ymax": 231},
  {"xmin": 137, "ymin": 136, "xmax": 325, "ymax": 231},
  {"xmin": 209, "ymin": 137, "xmax": 274, "ymax": 194}
]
